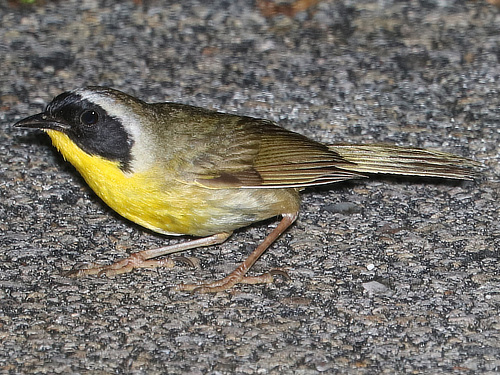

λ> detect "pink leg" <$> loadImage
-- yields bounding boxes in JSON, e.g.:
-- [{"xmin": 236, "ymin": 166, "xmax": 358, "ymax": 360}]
[
  {"xmin": 174, "ymin": 213, "xmax": 298, "ymax": 293},
  {"xmin": 66, "ymin": 232, "xmax": 231, "ymax": 277}
]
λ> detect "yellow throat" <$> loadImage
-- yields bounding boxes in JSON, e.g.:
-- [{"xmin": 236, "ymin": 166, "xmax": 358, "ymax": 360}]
[{"xmin": 44, "ymin": 129, "xmax": 194, "ymax": 235}]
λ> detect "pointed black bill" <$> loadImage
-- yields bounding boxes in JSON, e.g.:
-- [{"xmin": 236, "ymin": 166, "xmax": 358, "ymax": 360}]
[{"xmin": 14, "ymin": 113, "xmax": 70, "ymax": 132}]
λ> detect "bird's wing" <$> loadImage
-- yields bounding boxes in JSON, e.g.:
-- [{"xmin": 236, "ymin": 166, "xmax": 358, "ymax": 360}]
[{"xmin": 190, "ymin": 117, "xmax": 364, "ymax": 189}]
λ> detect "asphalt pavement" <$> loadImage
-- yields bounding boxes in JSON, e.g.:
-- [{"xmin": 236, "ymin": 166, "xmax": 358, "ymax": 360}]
[{"xmin": 0, "ymin": 1, "xmax": 499, "ymax": 374}]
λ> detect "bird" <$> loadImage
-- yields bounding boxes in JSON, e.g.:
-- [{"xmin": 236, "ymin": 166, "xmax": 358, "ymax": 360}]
[{"xmin": 15, "ymin": 86, "xmax": 479, "ymax": 293}]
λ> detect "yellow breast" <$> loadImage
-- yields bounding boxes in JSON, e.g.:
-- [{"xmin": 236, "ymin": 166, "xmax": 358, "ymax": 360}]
[{"xmin": 45, "ymin": 130, "xmax": 207, "ymax": 236}]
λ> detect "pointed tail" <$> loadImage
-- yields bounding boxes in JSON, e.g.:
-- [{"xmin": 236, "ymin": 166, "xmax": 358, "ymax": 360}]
[{"xmin": 330, "ymin": 144, "xmax": 480, "ymax": 181}]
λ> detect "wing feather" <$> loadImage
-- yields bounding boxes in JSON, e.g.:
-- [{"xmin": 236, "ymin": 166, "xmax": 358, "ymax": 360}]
[{"xmin": 193, "ymin": 117, "xmax": 363, "ymax": 188}]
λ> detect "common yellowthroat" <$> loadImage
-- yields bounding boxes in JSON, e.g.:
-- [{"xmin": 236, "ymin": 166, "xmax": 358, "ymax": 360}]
[{"xmin": 15, "ymin": 87, "xmax": 478, "ymax": 293}]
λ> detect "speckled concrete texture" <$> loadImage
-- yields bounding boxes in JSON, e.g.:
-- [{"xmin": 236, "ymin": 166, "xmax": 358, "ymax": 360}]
[{"xmin": 1, "ymin": 0, "xmax": 499, "ymax": 374}]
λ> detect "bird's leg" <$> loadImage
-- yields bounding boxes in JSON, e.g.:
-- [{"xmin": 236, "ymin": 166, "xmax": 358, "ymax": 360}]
[
  {"xmin": 174, "ymin": 213, "xmax": 298, "ymax": 293},
  {"xmin": 65, "ymin": 232, "xmax": 232, "ymax": 277}
]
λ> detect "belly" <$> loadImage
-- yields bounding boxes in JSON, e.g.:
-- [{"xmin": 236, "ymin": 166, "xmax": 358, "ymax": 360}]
[{"xmin": 95, "ymin": 179, "xmax": 300, "ymax": 236}]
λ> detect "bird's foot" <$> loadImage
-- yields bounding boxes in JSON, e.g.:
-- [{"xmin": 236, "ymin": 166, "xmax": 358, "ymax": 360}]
[
  {"xmin": 174, "ymin": 268, "xmax": 289, "ymax": 293},
  {"xmin": 64, "ymin": 253, "xmax": 195, "ymax": 277}
]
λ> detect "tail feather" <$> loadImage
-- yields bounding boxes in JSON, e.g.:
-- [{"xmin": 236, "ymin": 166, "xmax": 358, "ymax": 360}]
[{"xmin": 330, "ymin": 144, "xmax": 480, "ymax": 181}]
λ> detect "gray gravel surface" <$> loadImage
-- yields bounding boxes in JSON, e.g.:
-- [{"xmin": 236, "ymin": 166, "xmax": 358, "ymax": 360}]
[{"xmin": 1, "ymin": 0, "xmax": 499, "ymax": 374}]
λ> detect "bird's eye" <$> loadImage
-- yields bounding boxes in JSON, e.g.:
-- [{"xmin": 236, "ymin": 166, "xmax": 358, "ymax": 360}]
[{"xmin": 80, "ymin": 110, "xmax": 99, "ymax": 126}]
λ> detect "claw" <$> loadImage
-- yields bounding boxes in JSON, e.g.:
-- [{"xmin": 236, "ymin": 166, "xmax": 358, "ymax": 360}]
[
  {"xmin": 269, "ymin": 268, "xmax": 290, "ymax": 281},
  {"xmin": 173, "ymin": 256, "xmax": 199, "ymax": 268},
  {"xmin": 63, "ymin": 269, "xmax": 81, "ymax": 278}
]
